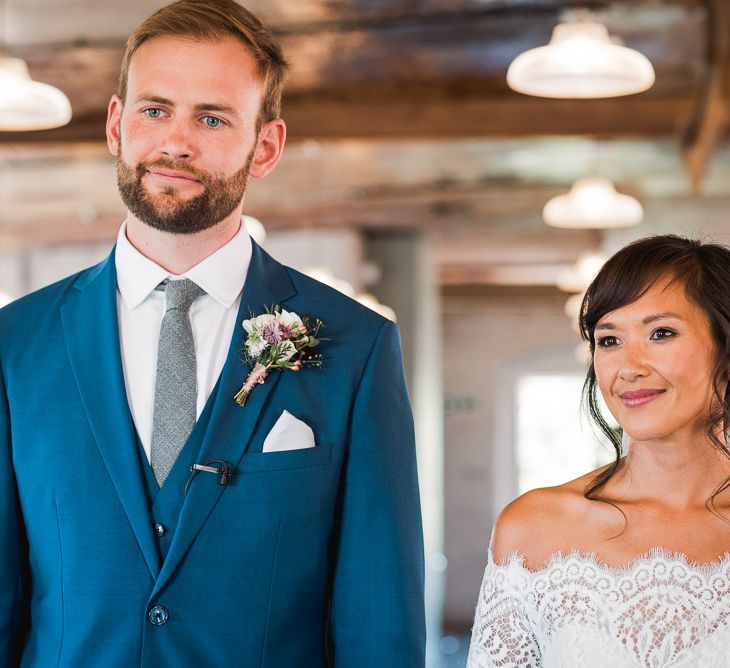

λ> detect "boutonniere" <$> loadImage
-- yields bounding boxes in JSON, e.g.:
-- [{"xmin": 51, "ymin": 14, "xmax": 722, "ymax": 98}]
[{"xmin": 234, "ymin": 305, "xmax": 324, "ymax": 407}]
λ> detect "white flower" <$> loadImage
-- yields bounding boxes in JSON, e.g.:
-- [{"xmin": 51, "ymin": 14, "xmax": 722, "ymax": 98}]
[
  {"xmin": 242, "ymin": 308, "xmax": 308, "ymax": 364},
  {"xmin": 278, "ymin": 309, "xmax": 304, "ymax": 331},
  {"xmin": 243, "ymin": 312, "xmax": 276, "ymax": 335},
  {"xmin": 245, "ymin": 332, "xmax": 269, "ymax": 357}
]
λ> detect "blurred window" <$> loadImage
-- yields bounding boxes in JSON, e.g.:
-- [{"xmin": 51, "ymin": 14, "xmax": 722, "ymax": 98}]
[{"xmin": 516, "ymin": 374, "xmax": 615, "ymax": 494}]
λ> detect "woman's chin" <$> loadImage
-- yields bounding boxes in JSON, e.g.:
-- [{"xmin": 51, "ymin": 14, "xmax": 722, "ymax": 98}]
[{"xmin": 619, "ymin": 426, "xmax": 668, "ymax": 444}]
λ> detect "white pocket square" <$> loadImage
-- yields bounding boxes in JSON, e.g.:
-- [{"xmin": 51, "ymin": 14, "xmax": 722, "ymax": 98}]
[{"xmin": 262, "ymin": 410, "xmax": 316, "ymax": 453}]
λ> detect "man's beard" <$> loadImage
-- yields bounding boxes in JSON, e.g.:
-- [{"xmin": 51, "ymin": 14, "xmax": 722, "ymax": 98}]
[{"xmin": 115, "ymin": 145, "xmax": 255, "ymax": 235}]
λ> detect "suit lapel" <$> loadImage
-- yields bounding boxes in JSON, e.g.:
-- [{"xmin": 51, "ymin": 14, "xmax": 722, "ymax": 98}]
[
  {"xmin": 61, "ymin": 251, "xmax": 160, "ymax": 580},
  {"xmin": 153, "ymin": 242, "xmax": 297, "ymax": 594}
]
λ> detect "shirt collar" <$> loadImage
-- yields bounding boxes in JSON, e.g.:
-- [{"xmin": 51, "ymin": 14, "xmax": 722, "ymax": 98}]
[{"xmin": 115, "ymin": 219, "xmax": 252, "ymax": 310}]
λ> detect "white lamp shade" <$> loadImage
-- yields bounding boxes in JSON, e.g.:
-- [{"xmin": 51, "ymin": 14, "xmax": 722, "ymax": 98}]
[
  {"xmin": 557, "ymin": 251, "xmax": 607, "ymax": 292},
  {"xmin": 0, "ymin": 57, "xmax": 72, "ymax": 131},
  {"xmin": 507, "ymin": 22, "xmax": 655, "ymax": 99},
  {"xmin": 543, "ymin": 177, "xmax": 644, "ymax": 229}
]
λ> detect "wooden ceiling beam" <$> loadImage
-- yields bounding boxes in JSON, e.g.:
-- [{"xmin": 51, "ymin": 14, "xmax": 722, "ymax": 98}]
[
  {"xmin": 0, "ymin": 3, "xmax": 704, "ymax": 144},
  {"xmin": 283, "ymin": 95, "xmax": 696, "ymax": 139},
  {"xmin": 681, "ymin": 0, "xmax": 730, "ymax": 194},
  {"xmin": 0, "ymin": 95, "xmax": 696, "ymax": 145},
  {"xmin": 0, "ymin": 1, "xmax": 635, "ymax": 47}
]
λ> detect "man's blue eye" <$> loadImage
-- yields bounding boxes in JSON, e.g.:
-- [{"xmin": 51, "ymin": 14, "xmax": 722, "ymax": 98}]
[
  {"xmin": 146, "ymin": 108, "xmax": 162, "ymax": 118},
  {"xmin": 205, "ymin": 117, "xmax": 221, "ymax": 128}
]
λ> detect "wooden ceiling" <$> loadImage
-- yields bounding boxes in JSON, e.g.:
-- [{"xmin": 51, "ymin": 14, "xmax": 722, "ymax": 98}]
[{"xmin": 1, "ymin": 0, "xmax": 728, "ymax": 286}]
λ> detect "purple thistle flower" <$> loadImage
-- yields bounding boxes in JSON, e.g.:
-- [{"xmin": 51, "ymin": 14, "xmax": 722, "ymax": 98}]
[{"xmin": 262, "ymin": 319, "xmax": 295, "ymax": 345}]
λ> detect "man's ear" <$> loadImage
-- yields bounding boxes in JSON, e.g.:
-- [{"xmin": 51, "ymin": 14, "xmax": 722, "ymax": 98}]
[
  {"xmin": 106, "ymin": 94, "xmax": 123, "ymax": 157},
  {"xmin": 249, "ymin": 118, "xmax": 286, "ymax": 180}
]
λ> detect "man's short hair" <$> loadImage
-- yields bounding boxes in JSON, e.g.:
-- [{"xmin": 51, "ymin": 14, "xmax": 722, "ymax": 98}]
[{"xmin": 119, "ymin": 0, "xmax": 289, "ymax": 123}]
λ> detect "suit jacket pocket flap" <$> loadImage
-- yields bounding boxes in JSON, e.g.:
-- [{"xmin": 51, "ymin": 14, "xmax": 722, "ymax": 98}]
[{"xmin": 240, "ymin": 444, "xmax": 333, "ymax": 473}]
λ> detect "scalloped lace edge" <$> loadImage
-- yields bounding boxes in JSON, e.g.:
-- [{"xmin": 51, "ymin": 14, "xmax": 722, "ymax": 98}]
[{"xmin": 489, "ymin": 546, "xmax": 730, "ymax": 578}]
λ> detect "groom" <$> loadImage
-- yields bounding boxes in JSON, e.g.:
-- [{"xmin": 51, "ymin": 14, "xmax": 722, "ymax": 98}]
[{"xmin": 0, "ymin": 1, "xmax": 425, "ymax": 665}]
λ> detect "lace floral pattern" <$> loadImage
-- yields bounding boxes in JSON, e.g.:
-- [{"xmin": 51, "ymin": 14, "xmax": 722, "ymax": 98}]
[{"xmin": 467, "ymin": 549, "xmax": 730, "ymax": 667}]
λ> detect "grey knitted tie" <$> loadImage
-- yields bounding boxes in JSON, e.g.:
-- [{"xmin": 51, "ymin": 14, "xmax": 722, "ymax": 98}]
[{"xmin": 150, "ymin": 279, "xmax": 205, "ymax": 487}]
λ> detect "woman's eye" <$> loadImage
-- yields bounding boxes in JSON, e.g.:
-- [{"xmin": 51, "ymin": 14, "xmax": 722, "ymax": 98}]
[
  {"xmin": 204, "ymin": 116, "xmax": 222, "ymax": 128},
  {"xmin": 596, "ymin": 335, "xmax": 620, "ymax": 348},
  {"xmin": 650, "ymin": 327, "xmax": 676, "ymax": 341}
]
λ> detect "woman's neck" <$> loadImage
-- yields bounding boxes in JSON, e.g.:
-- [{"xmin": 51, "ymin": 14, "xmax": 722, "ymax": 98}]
[{"xmin": 609, "ymin": 433, "xmax": 730, "ymax": 510}]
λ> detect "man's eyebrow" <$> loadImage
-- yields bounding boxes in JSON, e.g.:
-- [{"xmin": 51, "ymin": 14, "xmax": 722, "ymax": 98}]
[
  {"xmin": 193, "ymin": 103, "xmax": 241, "ymax": 118},
  {"xmin": 133, "ymin": 95, "xmax": 174, "ymax": 106},
  {"xmin": 595, "ymin": 312, "xmax": 683, "ymax": 331}
]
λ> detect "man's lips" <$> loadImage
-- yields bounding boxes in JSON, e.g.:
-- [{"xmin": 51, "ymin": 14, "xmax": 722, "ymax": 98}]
[
  {"xmin": 146, "ymin": 168, "xmax": 201, "ymax": 184},
  {"xmin": 619, "ymin": 389, "xmax": 666, "ymax": 407}
]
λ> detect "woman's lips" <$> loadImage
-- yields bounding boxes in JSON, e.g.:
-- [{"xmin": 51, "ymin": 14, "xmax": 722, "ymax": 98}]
[{"xmin": 619, "ymin": 389, "xmax": 665, "ymax": 407}]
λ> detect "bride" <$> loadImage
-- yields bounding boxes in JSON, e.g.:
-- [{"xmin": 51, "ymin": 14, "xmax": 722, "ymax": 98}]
[{"xmin": 468, "ymin": 235, "xmax": 730, "ymax": 667}]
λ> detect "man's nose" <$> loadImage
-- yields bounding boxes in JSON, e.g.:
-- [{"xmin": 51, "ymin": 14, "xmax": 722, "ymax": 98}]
[{"xmin": 160, "ymin": 119, "xmax": 196, "ymax": 161}]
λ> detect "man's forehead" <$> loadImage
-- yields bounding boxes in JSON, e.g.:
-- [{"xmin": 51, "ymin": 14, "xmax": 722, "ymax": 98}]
[
  {"xmin": 128, "ymin": 34, "xmax": 258, "ymax": 80},
  {"xmin": 126, "ymin": 35, "xmax": 262, "ymax": 107}
]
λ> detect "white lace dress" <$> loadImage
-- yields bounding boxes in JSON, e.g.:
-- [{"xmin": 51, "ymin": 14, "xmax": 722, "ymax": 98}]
[{"xmin": 467, "ymin": 549, "xmax": 730, "ymax": 667}]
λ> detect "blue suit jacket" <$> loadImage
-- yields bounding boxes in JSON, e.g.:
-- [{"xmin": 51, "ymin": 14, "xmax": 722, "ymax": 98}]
[{"xmin": 0, "ymin": 242, "xmax": 425, "ymax": 666}]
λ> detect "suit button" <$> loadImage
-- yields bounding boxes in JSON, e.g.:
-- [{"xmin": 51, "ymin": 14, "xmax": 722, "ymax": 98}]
[
  {"xmin": 154, "ymin": 522, "xmax": 165, "ymax": 537},
  {"xmin": 149, "ymin": 605, "xmax": 168, "ymax": 625}
]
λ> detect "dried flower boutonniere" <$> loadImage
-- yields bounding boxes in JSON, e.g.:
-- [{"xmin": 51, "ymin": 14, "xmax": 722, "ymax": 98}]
[{"xmin": 234, "ymin": 306, "xmax": 324, "ymax": 406}]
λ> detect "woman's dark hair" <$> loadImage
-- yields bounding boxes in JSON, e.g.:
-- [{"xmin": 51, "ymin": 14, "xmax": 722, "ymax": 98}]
[{"xmin": 579, "ymin": 235, "xmax": 730, "ymax": 513}]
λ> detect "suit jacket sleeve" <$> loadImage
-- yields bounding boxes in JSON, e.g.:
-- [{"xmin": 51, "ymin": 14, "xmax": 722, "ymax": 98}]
[
  {"xmin": 328, "ymin": 319, "xmax": 426, "ymax": 666},
  {"xmin": 0, "ymin": 359, "xmax": 28, "ymax": 666}
]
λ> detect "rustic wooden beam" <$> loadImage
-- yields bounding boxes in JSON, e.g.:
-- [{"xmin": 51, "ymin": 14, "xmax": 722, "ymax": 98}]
[
  {"xmin": 282, "ymin": 95, "xmax": 696, "ymax": 139},
  {"xmin": 0, "ymin": 1, "xmax": 630, "ymax": 47},
  {"xmin": 0, "ymin": 138, "xmax": 699, "ymax": 243},
  {"xmin": 0, "ymin": 95, "xmax": 697, "ymax": 145},
  {"xmin": 681, "ymin": 0, "xmax": 730, "ymax": 194},
  {"xmin": 435, "ymin": 225, "xmax": 603, "ymax": 286},
  {"xmin": 0, "ymin": 3, "xmax": 704, "ymax": 144}
]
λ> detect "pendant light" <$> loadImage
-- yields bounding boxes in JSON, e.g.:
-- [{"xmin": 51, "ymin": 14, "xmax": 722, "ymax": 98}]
[
  {"xmin": 0, "ymin": 56, "xmax": 72, "ymax": 131},
  {"xmin": 557, "ymin": 251, "xmax": 608, "ymax": 292},
  {"xmin": 507, "ymin": 21, "xmax": 655, "ymax": 99},
  {"xmin": 543, "ymin": 177, "xmax": 643, "ymax": 229}
]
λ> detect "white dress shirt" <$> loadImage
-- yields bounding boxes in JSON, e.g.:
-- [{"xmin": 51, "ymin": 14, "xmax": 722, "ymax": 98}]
[{"xmin": 115, "ymin": 221, "xmax": 252, "ymax": 462}]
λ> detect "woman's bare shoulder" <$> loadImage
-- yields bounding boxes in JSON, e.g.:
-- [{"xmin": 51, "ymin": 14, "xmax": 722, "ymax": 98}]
[{"xmin": 491, "ymin": 470, "xmax": 605, "ymax": 569}]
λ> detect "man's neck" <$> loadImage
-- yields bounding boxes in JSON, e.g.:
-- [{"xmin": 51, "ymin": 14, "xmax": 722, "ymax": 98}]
[{"xmin": 125, "ymin": 213, "xmax": 242, "ymax": 275}]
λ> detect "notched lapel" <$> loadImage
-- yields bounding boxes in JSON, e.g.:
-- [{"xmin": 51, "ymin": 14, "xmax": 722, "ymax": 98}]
[
  {"xmin": 153, "ymin": 243, "xmax": 297, "ymax": 593},
  {"xmin": 61, "ymin": 251, "xmax": 160, "ymax": 580}
]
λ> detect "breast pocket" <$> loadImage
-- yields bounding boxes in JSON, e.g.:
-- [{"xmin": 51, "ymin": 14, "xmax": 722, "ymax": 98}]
[
  {"xmin": 239, "ymin": 444, "xmax": 333, "ymax": 474},
  {"xmin": 231, "ymin": 445, "xmax": 338, "ymax": 518}
]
